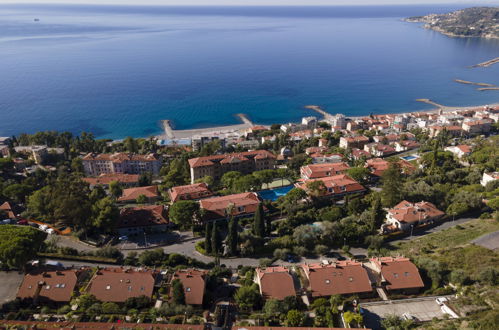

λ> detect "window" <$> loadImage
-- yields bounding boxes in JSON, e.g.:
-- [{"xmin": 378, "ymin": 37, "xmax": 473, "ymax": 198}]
[
  {"xmin": 128, "ymin": 286, "xmax": 132, "ymax": 291},
  {"xmin": 404, "ymin": 272, "xmax": 409, "ymax": 276},
  {"xmin": 186, "ymin": 287, "xmax": 191, "ymax": 292},
  {"xmin": 106, "ymin": 285, "xmax": 111, "ymax": 290},
  {"xmin": 325, "ymin": 280, "xmax": 330, "ymax": 284},
  {"xmin": 393, "ymin": 273, "xmax": 399, "ymax": 278}
]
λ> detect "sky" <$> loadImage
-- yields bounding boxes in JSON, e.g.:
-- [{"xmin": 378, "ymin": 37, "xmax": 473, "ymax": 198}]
[{"xmin": 1, "ymin": 0, "xmax": 498, "ymax": 6}]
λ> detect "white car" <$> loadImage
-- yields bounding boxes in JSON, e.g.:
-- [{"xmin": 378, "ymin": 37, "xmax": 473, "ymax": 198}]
[
  {"xmin": 436, "ymin": 297, "xmax": 448, "ymax": 306},
  {"xmin": 39, "ymin": 224, "xmax": 48, "ymax": 230},
  {"xmin": 46, "ymin": 228, "xmax": 55, "ymax": 234}
]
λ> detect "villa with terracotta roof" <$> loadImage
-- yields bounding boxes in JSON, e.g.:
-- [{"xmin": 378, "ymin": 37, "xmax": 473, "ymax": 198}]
[
  {"xmin": 0, "ymin": 201, "xmax": 15, "ymax": 219},
  {"xmin": 301, "ymin": 261, "xmax": 373, "ymax": 298},
  {"xmin": 82, "ymin": 152, "xmax": 161, "ymax": 176},
  {"xmin": 339, "ymin": 136, "xmax": 370, "ymax": 150},
  {"xmin": 462, "ymin": 119, "xmax": 492, "ymax": 134},
  {"xmin": 169, "ymin": 183, "xmax": 213, "ymax": 203},
  {"xmin": 254, "ymin": 267, "xmax": 296, "ymax": 300},
  {"xmin": 87, "ymin": 268, "xmax": 157, "ymax": 303},
  {"xmin": 17, "ymin": 269, "xmax": 88, "ymax": 305},
  {"xmin": 364, "ymin": 143, "xmax": 396, "ymax": 157},
  {"xmin": 199, "ymin": 192, "xmax": 261, "ymax": 221},
  {"xmin": 82, "ymin": 173, "xmax": 140, "ymax": 188},
  {"xmin": 445, "ymin": 145, "xmax": 472, "ymax": 159},
  {"xmin": 117, "ymin": 185, "xmax": 159, "ymax": 203},
  {"xmin": 300, "ymin": 162, "xmax": 350, "ymax": 180},
  {"xmin": 481, "ymin": 171, "xmax": 499, "ymax": 187},
  {"xmin": 117, "ymin": 205, "xmax": 169, "ymax": 236},
  {"xmin": 296, "ymin": 175, "xmax": 366, "ymax": 199},
  {"xmin": 188, "ymin": 150, "xmax": 276, "ymax": 184},
  {"xmin": 382, "ymin": 200, "xmax": 445, "ymax": 232},
  {"xmin": 170, "ymin": 269, "xmax": 207, "ymax": 305},
  {"xmin": 370, "ymin": 257, "xmax": 424, "ymax": 294}
]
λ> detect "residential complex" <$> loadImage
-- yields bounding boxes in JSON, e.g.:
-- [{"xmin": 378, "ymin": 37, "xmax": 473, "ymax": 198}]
[
  {"xmin": 382, "ymin": 200, "xmax": 445, "ymax": 233},
  {"xmin": 82, "ymin": 153, "xmax": 162, "ymax": 176}
]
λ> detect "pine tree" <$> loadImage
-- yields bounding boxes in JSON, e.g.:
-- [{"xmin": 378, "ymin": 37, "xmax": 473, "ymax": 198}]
[
  {"xmin": 227, "ymin": 216, "xmax": 238, "ymax": 256},
  {"xmin": 205, "ymin": 222, "xmax": 213, "ymax": 254},
  {"xmin": 211, "ymin": 221, "xmax": 220, "ymax": 256},
  {"xmin": 253, "ymin": 203, "xmax": 265, "ymax": 238}
]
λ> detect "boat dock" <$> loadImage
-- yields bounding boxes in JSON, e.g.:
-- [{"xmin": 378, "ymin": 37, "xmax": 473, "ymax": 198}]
[
  {"xmin": 305, "ymin": 105, "xmax": 334, "ymax": 120},
  {"xmin": 160, "ymin": 114, "xmax": 255, "ymax": 140},
  {"xmin": 471, "ymin": 57, "xmax": 499, "ymax": 68}
]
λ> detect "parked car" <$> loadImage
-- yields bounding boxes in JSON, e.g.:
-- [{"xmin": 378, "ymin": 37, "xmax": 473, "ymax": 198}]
[
  {"xmin": 119, "ymin": 235, "xmax": 128, "ymax": 241},
  {"xmin": 45, "ymin": 228, "xmax": 55, "ymax": 235}
]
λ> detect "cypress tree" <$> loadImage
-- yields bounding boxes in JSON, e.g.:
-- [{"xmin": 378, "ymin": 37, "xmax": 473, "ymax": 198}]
[
  {"xmin": 211, "ymin": 221, "xmax": 220, "ymax": 256},
  {"xmin": 227, "ymin": 216, "xmax": 238, "ymax": 256},
  {"xmin": 253, "ymin": 203, "xmax": 265, "ymax": 238},
  {"xmin": 171, "ymin": 279, "xmax": 186, "ymax": 305},
  {"xmin": 266, "ymin": 216, "xmax": 272, "ymax": 237},
  {"xmin": 205, "ymin": 222, "xmax": 213, "ymax": 254}
]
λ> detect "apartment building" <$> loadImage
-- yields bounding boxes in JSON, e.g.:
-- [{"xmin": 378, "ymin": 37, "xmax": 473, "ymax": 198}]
[
  {"xmin": 82, "ymin": 153, "xmax": 161, "ymax": 176},
  {"xmin": 188, "ymin": 150, "xmax": 275, "ymax": 183}
]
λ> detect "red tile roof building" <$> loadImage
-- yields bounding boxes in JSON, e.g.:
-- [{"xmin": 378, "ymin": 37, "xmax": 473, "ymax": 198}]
[
  {"xmin": 82, "ymin": 153, "xmax": 161, "ymax": 176},
  {"xmin": 188, "ymin": 150, "xmax": 276, "ymax": 184},
  {"xmin": 382, "ymin": 200, "xmax": 445, "ymax": 232},
  {"xmin": 370, "ymin": 257, "xmax": 424, "ymax": 293},
  {"xmin": 87, "ymin": 268, "xmax": 157, "ymax": 303},
  {"xmin": 254, "ymin": 267, "xmax": 296, "ymax": 300},
  {"xmin": 199, "ymin": 192, "xmax": 261, "ymax": 220},
  {"xmin": 171, "ymin": 269, "xmax": 207, "ymax": 305},
  {"xmin": 0, "ymin": 201, "xmax": 15, "ymax": 219},
  {"xmin": 117, "ymin": 185, "xmax": 159, "ymax": 203},
  {"xmin": 300, "ymin": 162, "xmax": 350, "ymax": 180},
  {"xmin": 17, "ymin": 269, "xmax": 86, "ymax": 304},
  {"xmin": 117, "ymin": 205, "xmax": 169, "ymax": 236},
  {"xmin": 301, "ymin": 261, "xmax": 373, "ymax": 297},
  {"xmin": 363, "ymin": 143, "xmax": 396, "ymax": 157},
  {"xmin": 296, "ymin": 175, "xmax": 366, "ymax": 199},
  {"xmin": 339, "ymin": 136, "xmax": 370, "ymax": 150},
  {"xmin": 169, "ymin": 183, "xmax": 213, "ymax": 203},
  {"xmin": 82, "ymin": 173, "xmax": 140, "ymax": 188}
]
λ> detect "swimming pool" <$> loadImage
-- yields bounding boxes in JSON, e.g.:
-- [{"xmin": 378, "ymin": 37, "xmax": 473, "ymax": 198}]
[
  {"xmin": 400, "ymin": 154, "xmax": 419, "ymax": 161},
  {"xmin": 258, "ymin": 185, "xmax": 294, "ymax": 201}
]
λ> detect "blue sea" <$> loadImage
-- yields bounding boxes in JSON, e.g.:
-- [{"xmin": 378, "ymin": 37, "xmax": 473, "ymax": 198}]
[{"xmin": 0, "ymin": 4, "xmax": 499, "ymax": 139}]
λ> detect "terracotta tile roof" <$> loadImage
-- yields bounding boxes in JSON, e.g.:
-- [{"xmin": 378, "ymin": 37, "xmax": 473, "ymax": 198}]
[
  {"xmin": 169, "ymin": 183, "xmax": 213, "ymax": 203},
  {"xmin": 188, "ymin": 150, "xmax": 275, "ymax": 168},
  {"xmin": 302, "ymin": 261, "xmax": 372, "ymax": 297},
  {"xmin": 171, "ymin": 269, "xmax": 207, "ymax": 305},
  {"xmin": 82, "ymin": 173, "xmax": 139, "ymax": 186},
  {"xmin": 17, "ymin": 269, "xmax": 81, "ymax": 303},
  {"xmin": 0, "ymin": 201, "xmax": 15, "ymax": 219},
  {"xmin": 256, "ymin": 267, "xmax": 296, "ymax": 300},
  {"xmin": 456, "ymin": 145, "xmax": 472, "ymax": 153},
  {"xmin": 298, "ymin": 175, "xmax": 365, "ymax": 197},
  {"xmin": 365, "ymin": 158, "xmax": 389, "ymax": 177},
  {"xmin": 87, "ymin": 268, "xmax": 156, "ymax": 302},
  {"xmin": 200, "ymin": 192, "xmax": 261, "ymax": 219},
  {"xmin": 351, "ymin": 148, "xmax": 371, "ymax": 159},
  {"xmin": 388, "ymin": 200, "xmax": 445, "ymax": 224},
  {"xmin": 118, "ymin": 186, "xmax": 158, "ymax": 202},
  {"xmin": 371, "ymin": 257, "xmax": 424, "ymax": 291},
  {"xmin": 117, "ymin": 205, "xmax": 168, "ymax": 229},
  {"xmin": 82, "ymin": 152, "xmax": 159, "ymax": 162},
  {"xmin": 301, "ymin": 162, "xmax": 350, "ymax": 179}
]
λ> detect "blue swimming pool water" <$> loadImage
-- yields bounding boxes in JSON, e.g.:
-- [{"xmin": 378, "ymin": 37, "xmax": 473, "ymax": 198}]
[
  {"xmin": 258, "ymin": 185, "xmax": 294, "ymax": 201},
  {"xmin": 401, "ymin": 155, "xmax": 419, "ymax": 161}
]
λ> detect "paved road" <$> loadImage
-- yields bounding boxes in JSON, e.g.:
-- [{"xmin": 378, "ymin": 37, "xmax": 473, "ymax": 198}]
[
  {"xmin": 51, "ymin": 218, "xmax": 478, "ymax": 269},
  {"xmin": 0, "ymin": 271, "xmax": 24, "ymax": 305}
]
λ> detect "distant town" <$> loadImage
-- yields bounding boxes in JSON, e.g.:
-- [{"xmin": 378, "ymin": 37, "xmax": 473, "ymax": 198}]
[{"xmin": 0, "ymin": 102, "xmax": 498, "ymax": 330}]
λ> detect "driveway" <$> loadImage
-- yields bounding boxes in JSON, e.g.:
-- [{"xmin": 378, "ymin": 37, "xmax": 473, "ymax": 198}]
[{"xmin": 0, "ymin": 271, "xmax": 24, "ymax": 305}]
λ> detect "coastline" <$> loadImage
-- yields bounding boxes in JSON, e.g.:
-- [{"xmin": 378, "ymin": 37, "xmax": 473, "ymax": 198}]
[{"xmin": 154, "ymin": 100, "xmax": 499, "ymax": 141}]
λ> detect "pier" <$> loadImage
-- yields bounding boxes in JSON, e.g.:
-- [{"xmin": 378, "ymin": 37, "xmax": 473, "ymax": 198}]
[
  {"xmin": 454, "ymin": 79, "xmax": 495, "ymax": 87},
  {"xmin": 160, "ymin": 114, "xmax": 255, "ymax": 140},
  {"xmin": 471, "ymin": 57, "xmax": 499, "ymax": 68},
  {"xmin": 305, "ymin": 105, "xmax": 334, "ymax": 120}
]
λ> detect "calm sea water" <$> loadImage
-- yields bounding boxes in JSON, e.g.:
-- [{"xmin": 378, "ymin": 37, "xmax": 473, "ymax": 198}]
[{"xmin": 0, "ymin": 4, "xmax": 498, "ymax": 139}]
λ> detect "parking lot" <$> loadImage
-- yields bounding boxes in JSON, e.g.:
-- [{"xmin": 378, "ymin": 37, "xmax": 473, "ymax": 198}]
[
  {"xmin": 361, "ymin": 296, "xmax": 450, "ymax": 329},
  {"xmin": 0, "ymin": 271, "xmax": 24, "ymax": 305}
]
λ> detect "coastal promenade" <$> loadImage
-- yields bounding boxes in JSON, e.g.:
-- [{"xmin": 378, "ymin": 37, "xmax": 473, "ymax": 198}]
[{"xmin": 159, "ymin": 113, "xmax": 255, "ymax": 140}]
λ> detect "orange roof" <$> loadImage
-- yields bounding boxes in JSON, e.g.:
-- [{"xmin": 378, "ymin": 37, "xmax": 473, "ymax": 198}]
[
  {"xmin": 456, "ymin": 145, "xmax": 472, "ymax": 153},
  {"xmin": 118, "ymin": 205, "xmax": 168, "ymax": 229},
  {"xmin": 118, "ymin": 185, "xmax": 158, "ymax": 202},
  {"xmin": 388, "ymin": 200, "xmax": 445, "ymax": 224},
  {"xmin": 171, "ymin": 269, "xmax": 207, "ymax": 305},
  {"xmin": 302, "ymin": 261, "xmax": 372, "ymax": 297},
  {"xmin": 299, "ymin": 174, "xmax": 365, "ymax": 196},
  {"xmin": 371, "ymin": 257, "xmax": 424, "ymax": 290},
  {"xmin": 256, "ymin": 267, "xmax": 296, "ymax": 300},
  {"xmin": 170, "ymin": 183, "xmax": 213, "ymax": 203},
  {"xmin": 82, "ymin": 173, "xmax": 139, "ymax": 186},
  {"xmin": 301, "ymin": 162, "xmax": 350, "ymax": 179},
  {"xmin": 188, "ymin": 150, "xmax": 275, "ymax": 168},
  {"xmin": 0, "ymin": 201, "xmax": 15, "ymax": 219},
  {"xmin": 88, "ymin": 268, "xmax": 156, "ymax": 302},
  {"xmin": 200, "ymin": 192, "xmax": 260, "ymax": 219},
  {"xmin": 17, "ymin": 270, "xmax": 81, "ymax": 303}
]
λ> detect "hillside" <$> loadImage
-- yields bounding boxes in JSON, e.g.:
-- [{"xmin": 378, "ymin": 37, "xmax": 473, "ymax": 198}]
[{"xmin": 406, "ymin": 7, "xmax": 499, "ymax": 39}]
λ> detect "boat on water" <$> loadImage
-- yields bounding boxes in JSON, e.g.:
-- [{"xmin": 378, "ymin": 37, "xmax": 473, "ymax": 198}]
[{"xmin": 34, "ymin": 18, "xmax": 40, "ymax": 22}]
